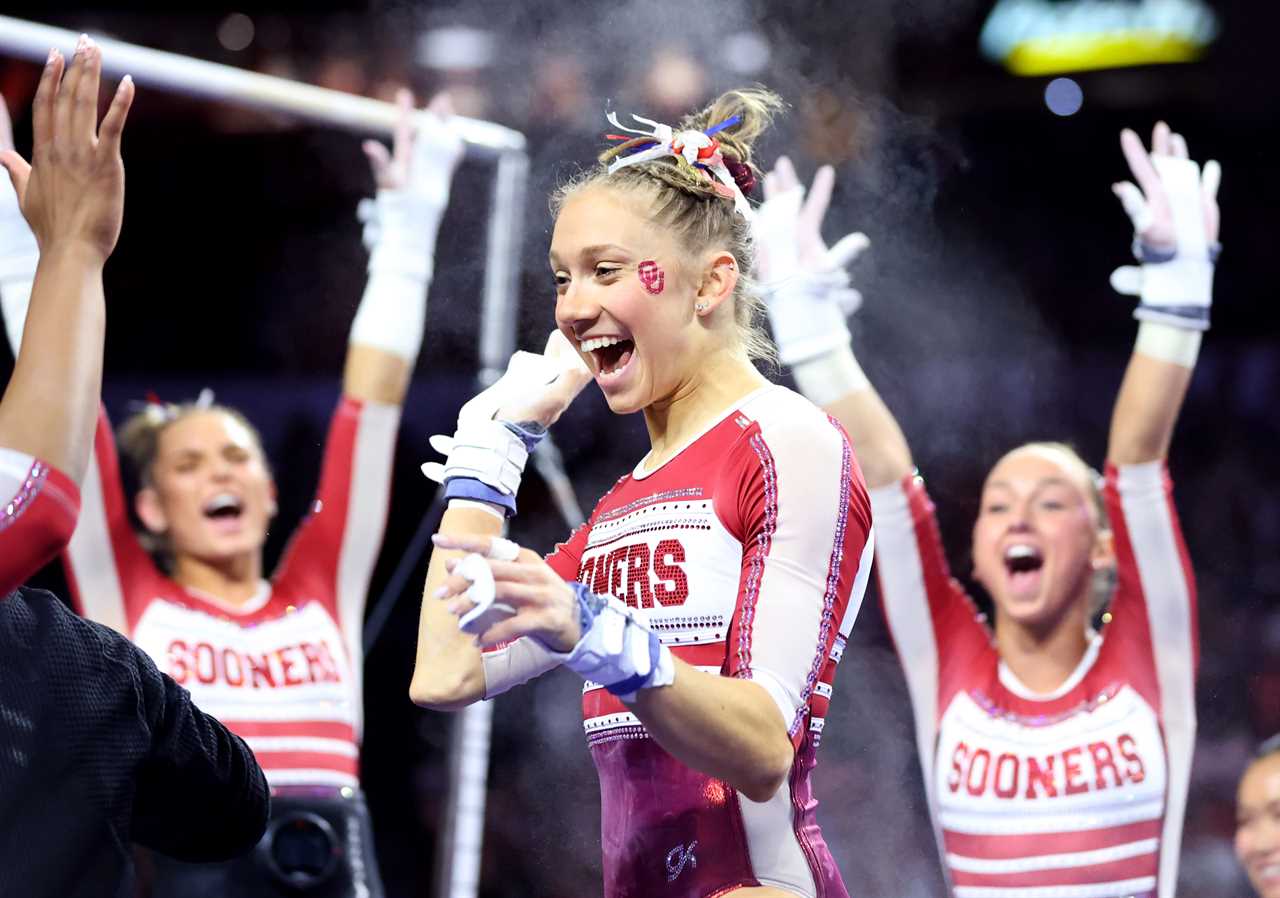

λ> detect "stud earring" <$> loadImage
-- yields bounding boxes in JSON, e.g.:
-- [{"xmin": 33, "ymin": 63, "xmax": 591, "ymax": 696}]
[{"xmin": 695, "ymin": 303, "xmax": 707, "ymax": 313}]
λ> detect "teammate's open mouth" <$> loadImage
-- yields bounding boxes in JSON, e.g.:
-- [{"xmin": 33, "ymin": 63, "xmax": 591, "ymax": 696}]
[
  {"xmin": 203, "ymin": 493, "xmax": 244, "ymax": 521},
  {"xmin": 1003, "ymin": 543, "xmax": 1044, "ymax": 597},
  {"xmin": 1004, "ymin": 544, "xmax": 1043, "ymax": 575}
]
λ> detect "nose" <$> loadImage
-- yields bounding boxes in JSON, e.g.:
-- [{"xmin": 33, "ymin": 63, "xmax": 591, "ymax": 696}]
[
  {"xmin": 555, "ymin": 279, "xmax": 601, "ymax": 335},
  {"xmin": 209, "ymin": 456, "xmax": 235, "ymax": 481},
  {"xmin": 1007, "ymin": 498, "xmax": 1034, "ymax": 532}
]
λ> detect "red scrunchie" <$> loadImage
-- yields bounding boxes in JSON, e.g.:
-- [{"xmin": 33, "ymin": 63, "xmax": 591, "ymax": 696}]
[{"xmin": 723, "ymin": 158, "xmax": 757, "ymax": 196}]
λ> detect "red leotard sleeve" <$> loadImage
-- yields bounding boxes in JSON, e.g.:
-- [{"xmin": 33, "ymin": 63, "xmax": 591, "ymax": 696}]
[{"xmin": 0, "ymin": 448, "xmax": 79, "ymax": 596}]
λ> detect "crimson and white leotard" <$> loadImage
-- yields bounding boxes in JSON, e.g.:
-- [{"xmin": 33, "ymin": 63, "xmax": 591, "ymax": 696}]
[
  {"xmin": 0, "ymin": 448, "xmax": 79, "ymax": 597},
  {"xmin": 872, "ymin": 462, "xmax": 1197, "ymax": 898},
  {"xmin": 63, "ymin": 397, "xmax": 398, "ymax": 791},
  {"xmin": 487, "ymin": 385, "xmax": 873, "ymax": 898}
]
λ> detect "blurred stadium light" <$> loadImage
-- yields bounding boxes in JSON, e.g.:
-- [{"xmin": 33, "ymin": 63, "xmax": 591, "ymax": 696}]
[{"xmin": 980, "ymin": 0, "xmax": 1220, "ymax": 75}]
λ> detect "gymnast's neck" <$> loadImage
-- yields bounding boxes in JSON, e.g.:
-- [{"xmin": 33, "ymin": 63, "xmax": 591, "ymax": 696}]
[
  {"xmin": 172, "ymin": 550, "xmax": 265, "ymax": 607},
  {"xmin": 641, "ymin": 348, "xmax": 768, "ymax": 472}
]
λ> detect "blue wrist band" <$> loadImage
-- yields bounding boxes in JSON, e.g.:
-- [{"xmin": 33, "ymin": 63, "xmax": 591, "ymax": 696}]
[
  {"xmin": 501, "ymin": 421, "xmax": 547, "ymax": 454},
  {"xmin": 444, "ymin": 478, "xmax": 517, "ymax": 516}
]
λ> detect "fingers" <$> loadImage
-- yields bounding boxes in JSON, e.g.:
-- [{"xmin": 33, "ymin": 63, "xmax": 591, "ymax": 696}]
[
  {"xmin": 392, "ymin": 87, "xmax": 413, "ymax": 172},
  {"xmin": 825, "ymin": 231, "xmax": 870, "ymax": 270},
  {"xmin": 1119, "ymin": 128, "xmax": 1162, "ymax": 200},
  {"xmin": 432, "ymin": 532, "xmax": 497, "ymax": 556},
  {"xmin": 1201, "ymin": 159, "xmax": 1221, "ymax": 201},
  {"xmin": 799, "ymin": 164, "xmax": 835, "ymax": 236},
  {"xmin": 31, "ymin": 48, "xmax": 64, "ymax": 151},
  {"xmin": 1111, "ymin": 180, "xmax": 1151, "ymax": 232},
  {"xmin": 0, "ymin": 151, "xmax": 31, "ymax": 201},
  {"xmin": 446, "ymin": 557, "xmax": 544, "ymax": 585},
  {"xmin": 426, "ymin": 91, "xmax": 454, "ymax": 118},
  {"xmin": 97, "ymin": 75, "xmax": 134, "ymax": 157},
  {"xmin": 0, "ymin": 96, "xmax": 13, "ymax": 153},
  {"xmin": 362, "ymin": 139, "xmax": 391, "ymax": 177},
  {"xmin": 54, "ymin": 35, "xmax": 90, "ymax": 149},
  {"xmin": 71, "ymin": 40, "xmax": 103, "ymax": 143},
  {"xmin": 773, "ymin": 155, "xmax": 800, "ymax": 193},
  {"xmin": 1151, "ymin": 120, "xmax": 1172, "ymax": 157},
  {"xmin": 1169, "ymin": 131, "xmax": 1189, "ymax": 159}
]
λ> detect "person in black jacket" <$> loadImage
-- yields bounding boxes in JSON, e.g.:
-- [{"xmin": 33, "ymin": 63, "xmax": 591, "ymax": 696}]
[{"xmin": 0, "ymin": 586, "xmax": 271, "ymax": 898}]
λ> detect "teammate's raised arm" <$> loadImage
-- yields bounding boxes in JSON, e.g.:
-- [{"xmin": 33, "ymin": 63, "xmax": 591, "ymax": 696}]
[
  {"xmin": 0, "ymin": 37, "xmax": 132, "ymax": 486},
  {"xmin": 1106, "ymin": 121, "xmax": 1220, "ymax": 466},
  {"xmin": 344, "ymin": 90, "xmax": 463, "ymax": 407},
  {"xmin": 755, "ymin": 156, "xmax": 912, "ymax": 489}
]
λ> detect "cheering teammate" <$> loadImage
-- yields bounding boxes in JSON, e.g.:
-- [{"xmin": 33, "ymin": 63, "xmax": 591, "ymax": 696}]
[
  {"xmin": 1237, "ymin": 735, "xmax": 1280, "ymax": 898},
  {"xmin": 759, "ymin": 124, "xmax": 1216, "ymax": 898},
  {"xmin": 0, "ymin": 89, "xmax": 463, "ymax": 896},
  {"xmin": 412, "ymin": 88, "xmax": 874, "ymax": 898}
]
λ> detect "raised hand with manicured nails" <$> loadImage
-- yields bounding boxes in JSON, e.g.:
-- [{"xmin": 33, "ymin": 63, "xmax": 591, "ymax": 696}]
[
  {"xmin": 0, "ymin": 37, "xmax": 134, "ymax": 265},
  {"xmin": 1110, "ymin": 121, "xmax": 1221, "ymax": 331}
]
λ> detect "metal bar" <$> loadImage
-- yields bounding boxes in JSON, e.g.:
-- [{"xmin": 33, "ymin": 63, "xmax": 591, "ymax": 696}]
[
  {"xmin": 478, "ymin": 150, "xmax": 530, "ymax": 383},
  {"xmin": 0, "ymin": 15, "xmax": 525, "ymax": 155},
  {"xmin": 434, "ymin": 701, "xmax": 495, "ymax": 898}
]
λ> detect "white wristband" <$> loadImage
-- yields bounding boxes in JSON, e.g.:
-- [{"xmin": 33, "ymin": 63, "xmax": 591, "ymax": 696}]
[
  {"xmin": 1134, "ymin": 320, "xmax": 1202, "ymax": 369},
  {"xmin": 789, "ymin": 345, "xmax": 870, "ymax": 408},
  {"xmin": 447, "ymin": 498, "xmax": 506, "ymax": 521},
  {"xmin": 349, "ymin": 267, "xmax": 430, "ymax": 362}
]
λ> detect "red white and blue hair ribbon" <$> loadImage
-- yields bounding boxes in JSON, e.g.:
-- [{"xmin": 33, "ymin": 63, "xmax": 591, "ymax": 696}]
[{"xmin": 604, "ymin": 111, "xmax": 754, "ymax": 219}]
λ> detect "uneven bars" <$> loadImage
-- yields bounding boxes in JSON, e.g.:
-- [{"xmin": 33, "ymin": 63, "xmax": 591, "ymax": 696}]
[{"xmin": 0, "ymin": 15, "xmax": 525, "ymax": 155}]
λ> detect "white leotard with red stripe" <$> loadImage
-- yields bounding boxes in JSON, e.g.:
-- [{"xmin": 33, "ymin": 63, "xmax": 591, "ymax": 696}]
[
  {"xmin": 63, "ymin": 397, "xmax": 398, "ymax": 791},
  {"xmin": 872, "ymin": 461, "xmax": 1197, "ymax": 898}
]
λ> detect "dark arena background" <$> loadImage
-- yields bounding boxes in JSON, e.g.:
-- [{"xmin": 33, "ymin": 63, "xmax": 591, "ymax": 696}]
[{"xmin": 3, "ymin": 0, "xmax": 1277, "ymax": 895}]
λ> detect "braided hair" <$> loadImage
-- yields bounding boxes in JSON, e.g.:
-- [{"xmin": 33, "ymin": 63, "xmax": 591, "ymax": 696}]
[{"xmin": 553, "ymin": 87, "xmax": 784, "ymax": 364}]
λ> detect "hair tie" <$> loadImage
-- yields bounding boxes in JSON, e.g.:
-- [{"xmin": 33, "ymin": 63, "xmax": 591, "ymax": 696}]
[
  {"xmin": 723, "ymin": 158, "xmax": 757, "ymax": 197},
  {"xmin": 602, "ymin": 110, "xmax": 754, "ymax": 219}
]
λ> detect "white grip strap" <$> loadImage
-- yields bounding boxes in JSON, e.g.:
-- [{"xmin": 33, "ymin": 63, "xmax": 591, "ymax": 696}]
[
  {"xmin": 421, "ymin": 420, "xmax": 528, "ymax": 496},
  {"xmin": 560, "ymin": 590, "xmax": 675, "ymax": 704}
]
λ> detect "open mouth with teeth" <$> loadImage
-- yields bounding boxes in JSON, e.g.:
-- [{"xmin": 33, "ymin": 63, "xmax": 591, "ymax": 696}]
[
  {"xmin": 203, "ymin": 493, "xmax": 245, "ymax": 526},
  {"xmin": 1003, "ymin": 544, "xmax": 1045, "ymax": 599},
  {"xmin": 579, "ymin": 335, "xmax": 636, "ymax": 380}
]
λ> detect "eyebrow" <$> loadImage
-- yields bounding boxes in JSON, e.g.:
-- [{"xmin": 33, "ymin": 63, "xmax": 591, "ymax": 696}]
[{"xmin": 549, "ymin": 243, "xmax": 633, "ymax": 267}]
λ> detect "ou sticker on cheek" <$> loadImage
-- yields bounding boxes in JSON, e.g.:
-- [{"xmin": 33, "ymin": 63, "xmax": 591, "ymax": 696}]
[{"xmin": 637, "ymin": 260, "xmax": 665, "ymax": 295}]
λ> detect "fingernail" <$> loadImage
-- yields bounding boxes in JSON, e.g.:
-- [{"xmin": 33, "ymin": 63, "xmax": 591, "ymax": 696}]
[
  {"xmin": 121, "ymin": 74, "xmax": 133, "ymax": 88},
  {"xmin": 47, "ymin": 47, "xmax": 57, "ymax": 65},
  {"xmin": 75, "ymin": 34, "xmax": 88, "ymax": 54},
  {"xmin": 434, "ymin": 586, "xmax": 449, "ymax": 599}
]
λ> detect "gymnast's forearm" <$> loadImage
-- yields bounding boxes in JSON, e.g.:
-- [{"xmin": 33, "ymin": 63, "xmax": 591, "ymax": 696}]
[
  {"xmin": 632, "ymin": 662, "xmax": 795, "ymax": 803},
  {"xmin": 409, "ymin": 503, "xmax": 503, "ymax": 709},
  {"xmin": 0, "ymin": 245, "xmax": 105, "ymax": 483}
]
